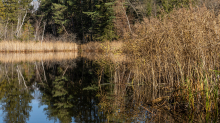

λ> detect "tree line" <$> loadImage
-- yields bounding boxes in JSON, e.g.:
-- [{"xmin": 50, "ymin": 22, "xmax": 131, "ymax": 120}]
[{"xmin": 0, "ymin": 0, "xmax": 218, "ymax": 42}]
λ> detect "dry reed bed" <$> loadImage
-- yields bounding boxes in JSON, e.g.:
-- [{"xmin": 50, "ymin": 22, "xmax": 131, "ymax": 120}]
[
  {"xmin": 0, "ymin": 52, "xmax": 78, "ymax": 62},
  {"xmin": 124, "ymin": 6, "xmax": 220, "ymax": 111},
  {"xmin": 80, "ymin": 52, "xmax": 128, "ymax": 63},
  {"xmin": 0, "ymin": 41, "xmax": 78, "ymax": 52}
]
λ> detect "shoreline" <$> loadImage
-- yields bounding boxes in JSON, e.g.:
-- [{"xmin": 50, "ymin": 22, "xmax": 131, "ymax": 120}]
[
  {"xmin": 0, "ymin": 41, "xmax": 124, "ymax": 53},
  {"xmin": 0, "ymin": 41, "xmax": 78, "ymax": 52},
  {"xmin": 80, "ymin": 41, "xmax": 123, "ymax": 53}
]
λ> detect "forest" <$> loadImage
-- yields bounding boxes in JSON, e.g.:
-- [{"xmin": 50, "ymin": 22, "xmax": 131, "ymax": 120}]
[{"xmin": 1, "ymin": 0, "xmax": 219, "ymax": 43}]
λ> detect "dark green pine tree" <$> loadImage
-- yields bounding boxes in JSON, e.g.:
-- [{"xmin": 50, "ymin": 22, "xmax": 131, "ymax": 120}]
[
  {"xmin": 37, "ymin": 0, "xmax": 80, "ymax": 37},
  {"xmin": 51, "ymin": 1, "xmax": 68, "ymax": 34},
  {"xmin": 84, "ymin": 0, "xmax": 118, "ymax": 41},
  {"xmin": 37, "ymin": 0, "xmax": 118, "ymax": 41},
  {"xmin": 37, "ymin": 0, "xmax": 56, "ymax": 35}
]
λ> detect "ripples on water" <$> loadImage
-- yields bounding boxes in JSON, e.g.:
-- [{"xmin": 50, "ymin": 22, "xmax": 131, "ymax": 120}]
[{"xmin": 0, "ymin": 53, "xmax": 217, "ymax": 123}]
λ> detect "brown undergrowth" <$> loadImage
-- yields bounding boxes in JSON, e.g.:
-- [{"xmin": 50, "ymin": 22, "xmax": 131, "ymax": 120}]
[
  {"xmin": 80, "ymin": 52, "xmax": 127, "ymax": 63},
  {"xmin": 123, "ymin": 6, "xmax": 220, "ymax": 112},
  {"xmin": 80, "ymin": 41, "xmax": 123, "ymax": 53}
]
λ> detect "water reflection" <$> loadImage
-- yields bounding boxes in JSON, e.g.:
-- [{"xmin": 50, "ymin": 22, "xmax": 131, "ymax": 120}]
[
  {"xmin": 0, "ymin": 54, "xmax": 218, "ymax": 123},
  {"xmin": 0, "ymin": 79, "xmax": 33, "ymax": 123},
  {"xmin": 38, "ymin": 58, "xmax": 106, "ymax": 122},
  {"xmin": 0, "ymin": 58, "xmax": 108, "ymax": 123}
]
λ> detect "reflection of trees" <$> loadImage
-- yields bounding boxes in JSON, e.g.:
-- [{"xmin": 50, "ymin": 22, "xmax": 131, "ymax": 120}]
[
  {"xmin": 40, "ymin": 76, "xmax": 73, "ymax": 123},
  {"xmin": 0, "ymin": 79, "xmax": 33, "ymax": 123},
  {"xmin": 2, "ymin": 58, "xmax": 211, "ymax": 123},
  {"xmin": 0, "ymin": 62, "xmax": 37, "ymax": 123},
  {"xmin": 38, "ymin": 58, "xmax": 108, "ymax": 123},
  {"xmin": 0, "ymin": 58, "xmax": 215, "ymax": 122}
]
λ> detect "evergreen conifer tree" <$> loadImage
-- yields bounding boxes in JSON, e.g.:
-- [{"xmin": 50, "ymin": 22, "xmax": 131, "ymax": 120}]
[
  {"xmin": 84, "ymin": 0, "xmax": 117, "ymax": 41},
  {"xmin": 37, "ymin": 0, "xmax": 117, "ymax": 41}
]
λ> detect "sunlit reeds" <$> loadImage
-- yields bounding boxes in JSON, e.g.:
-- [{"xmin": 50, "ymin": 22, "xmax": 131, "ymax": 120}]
[
  {"xmin": 0, "ymin": 41, "xmax": 77, "ymax": 52},
  {"xmin": 0, "ymin": 52, "xmax": 78, "ymax": 62}
]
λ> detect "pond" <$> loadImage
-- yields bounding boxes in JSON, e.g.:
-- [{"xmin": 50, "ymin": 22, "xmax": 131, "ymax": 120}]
[{"xmin": 0, "ymin": 53, "xmax": 218, "ymax": 123}]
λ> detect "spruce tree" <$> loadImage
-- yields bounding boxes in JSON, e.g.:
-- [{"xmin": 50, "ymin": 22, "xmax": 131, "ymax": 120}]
[
  {"xmin": 51, "ymin": 2, "xmax": 68, "ymax": 34},
  {"xmin": 84, "ymin": 0, "xmax": 117, "ymax": 41},
  {"xmin": 36, "ymin": 0, "xmax": 118, "ymax": 41}
]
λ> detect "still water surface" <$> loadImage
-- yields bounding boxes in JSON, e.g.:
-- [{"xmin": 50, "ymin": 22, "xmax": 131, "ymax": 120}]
[
  {"xmin": 0, "ymin": 55, "xmax": 131, "ymax": 123},
  {"xmin": 0, "ymin": 53, "xmax": 215, "ymax": 123}
]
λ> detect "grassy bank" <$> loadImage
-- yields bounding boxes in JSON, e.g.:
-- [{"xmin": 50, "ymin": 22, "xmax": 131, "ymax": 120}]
[
  {"xmin": 0, "ymin": 41, "xmax": 77, "ymax": 52},
  {"xmin": 0, "ymin": 40, "xmax": 122, "ymax": 53}
]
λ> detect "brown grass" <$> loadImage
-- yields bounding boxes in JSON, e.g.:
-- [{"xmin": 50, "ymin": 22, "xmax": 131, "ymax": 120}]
[
  {"xmin": 0, "ymin": 41, "xmax": 77, "ymax": 52},
  {"xmin": 124, "ymin": 6, "xmax": 220, "ymax": 82},
  {"xmin": 123, "ymin": 6, "xmax": 220, "ymax": 111},
  {"xmin": 80, "ymin": 52, "xmax": 127, "ymax": 63},
  {"xmin": 80, "ymin": 41, "xmax": 123, "ymax": 53},
  {"xmin": 0, "ymin": 52, "xmax": 78, "ymax": 62}
]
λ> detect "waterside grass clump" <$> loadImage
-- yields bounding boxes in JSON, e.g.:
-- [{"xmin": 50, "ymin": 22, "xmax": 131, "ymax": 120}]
[
  {"xmin": 80, "ymin": 41, "xmax": 123, "ymax": 53},
  {"xmin": 80, "ymin": 52, "xmax": 127, "ymax": 63},
  {"xmin": 123, "ymin": 6, "xmax": 220, "ymax": 112},
  {"xmin": 0, "ymin": 41, "xmax": 77, "ymax": 52}
]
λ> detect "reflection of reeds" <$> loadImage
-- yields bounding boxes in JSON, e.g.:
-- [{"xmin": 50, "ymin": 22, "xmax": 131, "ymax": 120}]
[
  {"xmin": 98, "ymin": 61, "xmax": 173, "ymax": 122},
  {"xmin": 0, "ymin": 41, "xmax": 77, "ymax": 52},
  {"xmin": 0, "ymin": 52, "xmax": 78, "ymax": 62},
  {"xmin": 98, "ymin": 58, "xmax": 218, "ymax": 122}
]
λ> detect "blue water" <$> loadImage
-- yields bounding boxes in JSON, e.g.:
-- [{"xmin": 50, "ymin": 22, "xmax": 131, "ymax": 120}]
[
  {"xmin": 0, "ymin": 90, "xmax": 62, "ymax": 123},
  {"xmin": 0, "ymin": 59, "xmax": 152, "ymax": 123},
  {"xmin": 28, "ymin": 95, "xmax": 59, "ymax": 123}
]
